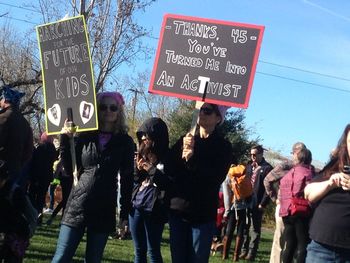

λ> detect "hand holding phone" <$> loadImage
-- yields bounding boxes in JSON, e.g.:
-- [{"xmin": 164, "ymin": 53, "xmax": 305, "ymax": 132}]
[
  {"xmin": 340, "ymin": 166, "xmax": 350, "ymax": 191},
  {"xmin": 343, "ymin": 165, "xmax": 350, "ymax": 174}
]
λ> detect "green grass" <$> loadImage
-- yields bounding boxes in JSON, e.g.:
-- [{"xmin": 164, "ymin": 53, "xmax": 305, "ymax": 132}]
[{"xmin": 24, "ymin": 215, "xmax": 273, "ymax": 262}]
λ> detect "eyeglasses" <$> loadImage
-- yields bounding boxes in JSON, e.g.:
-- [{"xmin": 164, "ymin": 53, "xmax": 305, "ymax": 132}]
[
  {"xmin": 99, "ymin": 104, "xmax": 118, "ymax": 112},
  {"xmin": 200, "ymin": 107, "xmax": 215, "ymax": 115}
]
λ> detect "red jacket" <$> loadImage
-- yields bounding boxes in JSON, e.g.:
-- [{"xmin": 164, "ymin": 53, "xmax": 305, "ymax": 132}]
[{"xmin": 279, "ymin": 164, "xmax": 313, "ymax": 217}]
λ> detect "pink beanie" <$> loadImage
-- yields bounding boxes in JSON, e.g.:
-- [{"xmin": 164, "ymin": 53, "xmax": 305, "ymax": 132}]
[
  {"xmin": 217, "ymin": 105, "xmax": 230, "ymax": 124},
  {"xmin": 96, "ymin": 92, "xmax": 125, "ymax": 106},
  {"xmin": 40, "ymin": 132, "xmax": 53, "ymax": 144}
]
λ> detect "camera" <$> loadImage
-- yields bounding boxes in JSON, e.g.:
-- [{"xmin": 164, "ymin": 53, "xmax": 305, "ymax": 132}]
[{"xmin": 343, "ymin": 165, "xmax": 350, "ymax": 174}]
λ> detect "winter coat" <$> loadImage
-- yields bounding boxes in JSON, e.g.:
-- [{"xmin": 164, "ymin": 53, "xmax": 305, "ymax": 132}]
[
  {"xmin": 28, "ymin": 142, "xmax": 58, "ymax": 185},
  {"xmin": 60, "ymin": 131, "xmax": 134, "ymax": 233},
  {"xmin": 0, "ymin": 181, "xmax": 30, "ymax": 238},
  {"xmin": 0, "ymin": 106, "xmax": 33, "ymax": 183},
  {"xmin": 168, "ymin": 129, "xmax": 233, "ymax": 224}
]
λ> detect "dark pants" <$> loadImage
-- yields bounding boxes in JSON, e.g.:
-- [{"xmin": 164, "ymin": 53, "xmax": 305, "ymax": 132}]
[
  {"xmin": 282, "ymin": 215, "xmax": 310, "ymax": 263},
  {"xmin": 129, "ymin": 208, "xmax": 164, "ymax": 263},
  {"xmin": 0, "ymin": 245, "xmax": 23, "ymax": 263},
  {"xmin": 225, "ymin": 209, "xmax": 246, "ymax": 239},
  {"xmin": 48, "ymin": 184, "xmax": 57, "ymax": 210},
  {"xmin": 0, "ymin": 233, "xmax": 28, "ymax": 263},
  {"xmin": 28, "ymin": 180, "xmax": 50, "ymax": 215},
  {"xmin": 50, "ymin": 177, "xmax": 72, "ymax": 220},
  {"xmin": 169, "ymin": 212, "xmax": 215, "ymax": 263},
  {"xmin": 241, "ymin": 206, "xmax": 263, "ymax": 256}
]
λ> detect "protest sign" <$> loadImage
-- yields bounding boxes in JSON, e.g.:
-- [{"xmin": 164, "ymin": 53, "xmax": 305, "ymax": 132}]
[
  {"xmin": 149, "ymin": 14, "xmax": 264, "ymax": 108},
  {"xmin": 36, "ymin": 15, "xmax": 98, "ymax": 134}
]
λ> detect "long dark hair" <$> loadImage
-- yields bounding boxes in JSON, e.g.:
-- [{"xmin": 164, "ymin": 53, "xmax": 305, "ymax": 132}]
[
  {"xmin": 138, "ymin": 142, "xmax": 157, "ymax": 164},
  {"xmin": 321, "ymin": 124, "xmax": 350, "ymax": 178}
]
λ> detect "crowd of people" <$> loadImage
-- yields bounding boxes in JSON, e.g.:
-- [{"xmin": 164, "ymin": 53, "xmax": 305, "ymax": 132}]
[{"xmin": 0, "ymin": 84, "xmax": 350, "ymax": 263}]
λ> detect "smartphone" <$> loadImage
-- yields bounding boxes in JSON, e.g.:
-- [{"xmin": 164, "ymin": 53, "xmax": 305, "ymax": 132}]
[{"xmin": 343, "ymin": 165, "xmax": 350, "ymax": 174}]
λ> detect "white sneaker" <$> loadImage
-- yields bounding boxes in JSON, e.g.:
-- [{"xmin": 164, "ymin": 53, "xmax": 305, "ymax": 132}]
[{"xmin": 43, "ymin": 208, "xmax": 53, "ymax": 214}]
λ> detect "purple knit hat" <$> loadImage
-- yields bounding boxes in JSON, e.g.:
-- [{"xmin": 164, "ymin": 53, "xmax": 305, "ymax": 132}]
[{"xmin": 96, "ymin": 91, "xmax": 125, "ymax": 106}]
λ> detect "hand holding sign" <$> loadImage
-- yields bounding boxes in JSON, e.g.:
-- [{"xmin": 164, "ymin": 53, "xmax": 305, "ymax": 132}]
[
  {"xmin": 182, "ymin": 133, "xmax": 195, "ymax": 161},
  {"xmin": 36, "ymin": 15, "xmax": 98, "ymax": 134}
]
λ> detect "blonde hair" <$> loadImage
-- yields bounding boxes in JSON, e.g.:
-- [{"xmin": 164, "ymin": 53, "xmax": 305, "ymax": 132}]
[
  {"xmin": 111, "ymin": 104, "xmax": 129, "ymax": 134},
  {"xmin": 97, "ymin": 92, "xmax": 129, "ymax": 134}
]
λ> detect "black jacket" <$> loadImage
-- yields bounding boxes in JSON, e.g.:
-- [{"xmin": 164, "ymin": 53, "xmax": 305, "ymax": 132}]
[
  {"xmin": 0, "ymin": 106, "xmax": 33, "ymax": 184},
  {"xmin": 246, "ymin": 158, "xmax": 273, "ymax": 207},
  {"xmin": 131, "ymin": 118, "xmax": 170, "ymax": 223},
  {"xmin": 168, "ymin": 129, "xmax": 233, "ymax": 224},
  {"xmin": 29, "ymin": 142, "xmax": 58, "ymax": 185},
  {"xmin": 60, "ymin": 131, "xmax": 134, "ymax": 233},
  {"xmin": 0, "ymin": 182, "xmax": 30, "ymax": 238}
]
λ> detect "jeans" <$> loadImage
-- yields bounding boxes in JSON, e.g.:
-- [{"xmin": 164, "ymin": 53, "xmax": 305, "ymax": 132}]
[
  {"xmin": 52, "ymin": 224, "xmax": 108, "ymax": 263},
  {"xmin": 282, "ymin": 215, "xmax": 309, "ymax": 263},
  {"xmin": 169, "ymin": 213, "xmax": 215, "ymax": 263},
  {"xmin": 129, "ymin": 208, "xmax": 164, "ymax": 263},
  {"xmin": 306, "ymin": 240, "xmax": 350, "ymax": 263}
]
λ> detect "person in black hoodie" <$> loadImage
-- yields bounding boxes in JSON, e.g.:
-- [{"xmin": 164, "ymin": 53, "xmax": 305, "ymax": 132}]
[
  {"xmin": 51, "ymin": 92, "xmax": 134, "ymax": 263},
  {"xmin": 129, "ymin": 117, "xmax": 170, "ymax": 263},
  {"xmin": 168, "ymin": 103, "xmax": 233, "ymax": 263},
  {"xmin": 27, "ymin": 132, "xmax": 58, "ymax": 224}
]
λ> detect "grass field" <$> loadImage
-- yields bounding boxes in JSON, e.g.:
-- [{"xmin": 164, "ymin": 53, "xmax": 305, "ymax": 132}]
[{"xmin": 24, "ymin": 215, "xmax": 273, "ymax": 262}]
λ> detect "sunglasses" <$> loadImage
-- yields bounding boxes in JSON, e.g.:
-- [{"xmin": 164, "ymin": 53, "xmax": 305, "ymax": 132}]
[
  {"xmin": 200, "ymin": 107, "xmax": 215, "ymax": 115},
  {"xmin": 251, "ymin": 153, "xmax": 262, "ymax": 157},
  {"xmin": 99, "ymin": 104, "xmax": 118, "ymax": 112}
]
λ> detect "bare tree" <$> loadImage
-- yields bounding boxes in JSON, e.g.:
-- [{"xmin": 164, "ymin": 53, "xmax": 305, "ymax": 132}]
[
  {"xmin": 0, "ymin": 22, "xmax": 43, "ymax": 119},
  {"xmin": 33, "ymin": 0, "xmax": 155, "ymax": 91},
  {"xmin": 118, "ymin": 71, "xmax": 179, "ymax": 133},
  {"xmin": 0, "ymin": 0, "xmax": 156, "ymax": 137}
]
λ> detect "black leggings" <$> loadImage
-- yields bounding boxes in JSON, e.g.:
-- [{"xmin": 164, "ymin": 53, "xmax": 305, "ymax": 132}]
[
  {"xmin": 51, "ymin": 177, "xmax": 73, "ymax": 219},
  {"xmin": 225, "ymin": 209, "xmax": 246, "ymax": 239},
  {"xmin": 282, "ymin": 215, "xmax": 310, "ymax": 263}
]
